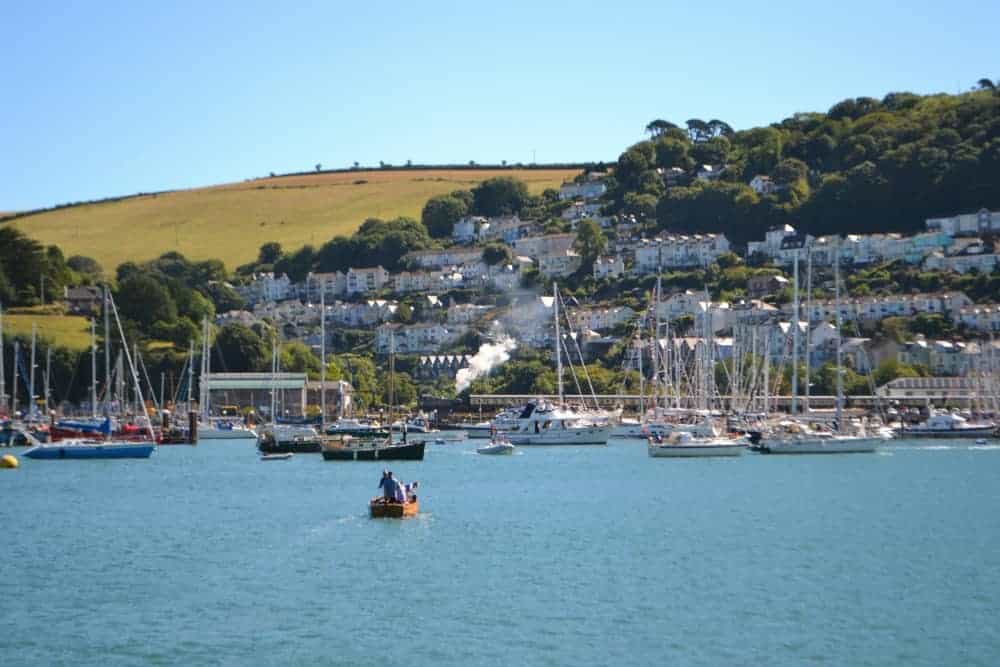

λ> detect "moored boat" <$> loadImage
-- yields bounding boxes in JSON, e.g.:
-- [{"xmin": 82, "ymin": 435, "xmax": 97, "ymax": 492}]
[
  {"xmin": 321, "ymin": 437, "xmax": 425, "ymax": 461},
  {"xmin": 647, "ymin": 431, "xmax": 745, "ymax": 458},
  {"xmin": 261, "ymin": 452, "xmax": 293, "ymax": 461},
  {"xmin": 506, "ymin": 401, "xmax": 612, "ymax": 446},
  {"xmin": 23, "ymin": 438, "xmax": 155, "ymax": 459},
  {"xmin": 899, "ymin": 411, "xmax": 997, "ymax": 439}
]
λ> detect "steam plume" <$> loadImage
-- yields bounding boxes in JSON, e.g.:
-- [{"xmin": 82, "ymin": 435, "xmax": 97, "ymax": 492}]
[{"xmin": 456, "ymin": 337, "xmax": 517, "ymax": 392}]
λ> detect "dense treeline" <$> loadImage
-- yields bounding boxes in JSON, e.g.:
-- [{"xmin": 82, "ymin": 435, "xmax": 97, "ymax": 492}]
[{"xmin": 615, "ymin": 87, "xmax": 1000, "ymax": 245}]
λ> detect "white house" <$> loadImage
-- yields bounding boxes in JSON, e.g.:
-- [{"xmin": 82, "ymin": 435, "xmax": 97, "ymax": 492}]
[
  {"xmin": 512, "ymin": 233, "xmax": 576, "ymax": 260},
  {"xmin": 958, "ymin": 304, "xmax": 1000, "ymax": 333},
  {"xmin": 561, "ymin": 201, "xmax": 603, "ymax": 221},
  {"xmin": 558, "ymin": 181, "xmax": 607, "ymax": 201},
  {"xmin": 538, "ymin": 250, "xmax": 582, "ymax": 277},
  {"xmin": 447, "ymin": 303, "xmax": 491, "ymax": 325},
  {"xmin": 593, "ymin": 255, "xmax": 625, "ymax": 280},
  {"xmin": 749, "ymin": 175, "xmax": 776, "ymax": 195},
  {"xmin": 375, "ymin": 322, "xmax": 469, "ymax": 354},
  {"xmin": 569, "ymin": 306, "xmax": 636, "ymax": 333},
  {"xmin": 794, "ymin": 291, "xmax": 973, "ymax": 323},
  {"xmin": 632, "ymin": 234, "xmax": 731, "ymax": 273},
  {"xmin": 304, "ymin": 271, "xmax": 347, "ymax": 302},
  {"xmin": 452, "ymin": 216, "xmax": 486, "ymax": 244},
  {"xmin": 923, "ymin": 241, "xmax": 1000, "ymax": 274},
  {"xmin": 328, "ymin": 300, "xmax": 398, "ymax": 327},
  {"xmin": 345, "ymin": 266, "xmax": 389, "ymax": 295},
  {"xmin": 235, "ymin": 272, "xmax": 294, "ymax": 306},
  {"xmin": 405, "ymin": 247, "xmax": 482, "ymax": 270},
  {"xmin": 925, "ymin": 208, "xmax": 1000, "ymax": 237},
  {"xmin": 695, "ymin": 164, "xmax": 724, "ymax": 181}
]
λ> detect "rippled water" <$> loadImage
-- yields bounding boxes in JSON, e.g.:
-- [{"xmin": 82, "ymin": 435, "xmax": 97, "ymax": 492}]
[{"xmin": 2, "ymin": 439, "xmax": 1000, "ymax": 666}]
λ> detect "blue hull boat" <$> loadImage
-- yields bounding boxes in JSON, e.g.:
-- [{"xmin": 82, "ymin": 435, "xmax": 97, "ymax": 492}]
[{"xmin": 23, "ymin": 442, "xmax": 156, "ymax": 459}]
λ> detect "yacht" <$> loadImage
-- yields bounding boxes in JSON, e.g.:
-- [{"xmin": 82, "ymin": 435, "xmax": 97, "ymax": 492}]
[
  {"xmin": 198, "ymin": 418, "xmax": 258, "ymax": 441},
  {"xmin": 900, "ymin": 411, "xmax": 996, "ymax": 439},
  {"xmin": 506, "ymin": 401, "xmax": 612, "ymax": 446},
  {"xmin": 326, "ymin": 418, "xmax": 389, "ymax": 439},
  {"xmin": 647, "ymin": 431, "xmax": 745, "ymax": 457}
]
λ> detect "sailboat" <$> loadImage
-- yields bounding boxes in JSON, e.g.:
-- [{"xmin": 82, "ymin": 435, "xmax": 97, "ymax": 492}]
[
  {"xmin": 196, "ymin": 319, "xmax": 257, "ymax": 441},
  {"xmin": 506, "ymin": 284, "xmax": 612, "ymax": 446},
  {"xmin": 24, "ymin": 289, "xmax": 156, "ymax": 459},
  {"xmin": 759, "ymin": 244, "xmax": 880, "ymax": 454},
  {"xmin": 322, "ymin": 329, "xmax": 424, "ymax": 461}
]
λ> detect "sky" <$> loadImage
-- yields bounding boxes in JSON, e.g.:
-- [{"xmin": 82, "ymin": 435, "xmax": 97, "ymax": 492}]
[{"xmin": 2, "ymin": 0, "xmax": 997, "ymax": 211}]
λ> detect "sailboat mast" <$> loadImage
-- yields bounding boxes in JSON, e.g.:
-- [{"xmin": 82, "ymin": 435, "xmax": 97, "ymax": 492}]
[
  {"xmin": 554, "ymin": 282, "xmax": 563, "ymax": 405},
  {"xmin": 12, "ymin": 341, "xmax": 19, "ymax": 416},
  {"xmin": 804, "ymin": 248, "xmax": 812, "ymax": 414},
  {"xmin": 0, "ymin": 303, "xmax": 5, "ymax": 415},
  {"xmin": 91, "ymin": 319, "xmax": 98, "ymax": 418},
  {"xmin": 103, "ymin": 286, "xmax": 111, "ymax": 416},
  {"xmin": 637, "ymin": 331, "xmax": 644, "ymax": 416},
  {"xmin": 29, "ymin": 324, "xmax": 37, "ymax": 419},
  {"xmin": 791, "ymin": 249, "xmax": 800, "ymax": 415},
  {"xmin": 107, "ymin": 293, "xmax": 156, "ymax": 442},
  {"xmin": 320, "ymin": 288, "xmax": 326, "ymax": 430},
  {"xmin": 270, "ymin": 337, "xmax": 277, "ymax": 424},
  {"xmin": 835, "ymin": 241, "xmax": 844, "ymax": 431},
  {"xmin": 45, "ymin": 347, "xmax": 51, "ymax": 416},
  {"xmin": 186, "ymin": 340, "xmax": 195, "ymax": 417}
]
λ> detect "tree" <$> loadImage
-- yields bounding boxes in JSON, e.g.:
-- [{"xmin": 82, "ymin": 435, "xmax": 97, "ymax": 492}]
[
  {"xmin": 257, "ymin": 242, "xmax": 283, "ymax": 265},
  {"xmin": 574, "ymin": 220, "xmax": 607, "ymax": 263},
  {"xmin": 421, "ymin": 195, "xmax": 468, "ymax": 238},
  {"xmin": 116, "ymin": 274, "xmax": 177, "ymax": 330},
  {"xmin": 67, "ymin": 255, "xmax": 103, "ymax": 279},
  {"xmin": 274, "ymin": 245, "xmax": 316, "ymax": 282},
  {"xmin": 280, "ymin": 341, "xmax": 321, "ymax": 378},
  {"xmin": 315, "ymin": 163, "xmax": 322, "ymax": 172},
  {"xmin": 215, "ymin": 323, "xmax": 270, "ymax": 372},
  {"xmin": 645, "ymin": 119, "xmax": 677, "ymax": 138},
  {"xmin": 482, "ymin": 243, "xmax": 513, "ymax": 266},
  {"xmin": 471, "ymin": 177, "xmax": 530, "ymax": 216}
]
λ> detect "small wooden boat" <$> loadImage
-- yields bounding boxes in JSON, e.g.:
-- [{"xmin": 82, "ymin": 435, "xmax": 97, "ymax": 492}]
[
  {"xmin": 369, "ymin": 497, "xmax": 419, "ymax": 518},
  {"xmin": 260, "ymin": 452, "xmax": 293, "ymax": 461}
]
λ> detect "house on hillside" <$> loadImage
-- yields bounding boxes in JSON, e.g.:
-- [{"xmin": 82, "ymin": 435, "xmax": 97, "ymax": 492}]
[
  {"xmin": 925, "ymin": 208, "xmax": 1000, "ymax": 237},
  {"xmin": 63, "ymin": 285, "xmax": 102, "ymax": 315},
  {"xmin": 558, "ymin": 181, "xmax": 607, "ymax": 201},
  {"xmin": 747, "ymin": 274, "xmax": 788, "ymax": 298}
]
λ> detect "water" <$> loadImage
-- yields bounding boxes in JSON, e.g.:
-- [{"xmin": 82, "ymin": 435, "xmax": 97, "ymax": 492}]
[{"xmin": 3, "ymin": 440, "xmax": 1000, "ymax": 666}]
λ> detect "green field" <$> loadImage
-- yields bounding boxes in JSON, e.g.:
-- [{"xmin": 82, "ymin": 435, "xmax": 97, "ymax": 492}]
[
  {"xmin": 3, "ymin": 308, "xmax": 93, "ymax": 351},
  {"xmin": 10, "ymin": 168, "xmax": 579, "ymax": 272}
]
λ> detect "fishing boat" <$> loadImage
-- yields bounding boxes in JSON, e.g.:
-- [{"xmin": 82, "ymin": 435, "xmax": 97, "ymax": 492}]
[
  {"xmin": 647, "ymin": 431, "xmax": 745, "ymax": 458},
  {"xmin": 369, "ymin": 497, "xmax": 419, "ymax": 518},
  {"xmin": 261, "ymin": 452, "xmax": 293, "ymax": 461},
  {"xmin": 899, "ymin": 411, "xmax": 997, "ymax": 439}
]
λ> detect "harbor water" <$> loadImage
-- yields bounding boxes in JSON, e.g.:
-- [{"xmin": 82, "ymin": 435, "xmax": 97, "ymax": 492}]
[{"xmin": 3, "ymin": 439, "xmax": 1000, "ymax": 665}]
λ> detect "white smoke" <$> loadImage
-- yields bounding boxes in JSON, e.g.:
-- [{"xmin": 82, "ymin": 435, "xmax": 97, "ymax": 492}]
[{"xmin": 456, "ymin": 336, "xmax": 517, "ymax": 393}]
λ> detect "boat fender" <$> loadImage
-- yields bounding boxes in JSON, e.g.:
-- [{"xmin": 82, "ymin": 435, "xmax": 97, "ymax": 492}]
[{"xmin": 0, "ymin": 454, "xmax": 18, "ymax": 469}]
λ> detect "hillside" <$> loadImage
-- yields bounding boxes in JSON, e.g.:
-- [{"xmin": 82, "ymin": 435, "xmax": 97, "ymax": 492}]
[
  {"xmin": 9, "ymin": 168, "xmax": 579, "ymax": 271},
  {"xmin": 3, "ymin": 307, "xmax": 92, "ymax": 351}
]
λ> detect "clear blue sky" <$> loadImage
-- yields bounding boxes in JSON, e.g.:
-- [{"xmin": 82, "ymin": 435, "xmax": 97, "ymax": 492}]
[{"xmin": 2, "ymin": 0, "xmax": 996, "ymax": 211}]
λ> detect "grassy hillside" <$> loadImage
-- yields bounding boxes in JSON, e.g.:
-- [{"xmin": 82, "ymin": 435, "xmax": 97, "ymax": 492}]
[
  {"xmin": 4, "ymin": 307, "xmax": 93, "ymax": 351},
  {"xmin": 11, "ymin": 168, "xmax": 579, "ymax": 272}
]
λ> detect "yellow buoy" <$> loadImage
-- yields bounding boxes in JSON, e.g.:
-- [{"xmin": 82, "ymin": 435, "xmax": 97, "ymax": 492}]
[{"xmin": 1, "ymin": 454, "xmax": 19, "ymax": 469}]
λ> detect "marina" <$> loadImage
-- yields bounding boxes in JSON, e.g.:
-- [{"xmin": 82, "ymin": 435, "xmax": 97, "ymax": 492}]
[{"xmin": 2, "ymin": 435, "xmax": 1000, "ymax": 664}]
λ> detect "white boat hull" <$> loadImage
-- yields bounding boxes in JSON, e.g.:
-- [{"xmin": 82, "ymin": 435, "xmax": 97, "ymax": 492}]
[
  {"xmin": 508, "ymin": 425, "xmax": 612, "ymax": 446},
  {"xmin": 198, "ymin": 426, "xmax": 258, "ymax": 441},
  {"xmin": 647, "ymin": 442, "xmax": 744, "ymax": 457},
  {"xmin": 760, "ymin": 436, "xmax": 880, "ymax": 454},
  {"xmin": 477, "ymin": 443, "xmax": 515, "ymax": 455}
]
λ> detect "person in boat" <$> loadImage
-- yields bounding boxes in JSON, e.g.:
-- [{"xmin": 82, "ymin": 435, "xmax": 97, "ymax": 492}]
[
  {"xmin": 404, "ymin": 481, "xmax": 418, "ymax": 503},
  {"xmin": 379, "ymin": 470, "xmax": 397, "ymax": 503}
]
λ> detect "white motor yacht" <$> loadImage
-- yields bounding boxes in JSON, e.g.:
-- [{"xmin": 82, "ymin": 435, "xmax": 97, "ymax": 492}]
[{"xmin": 506, "ymin": 401, "xmax": 612, "ymax": 446}]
